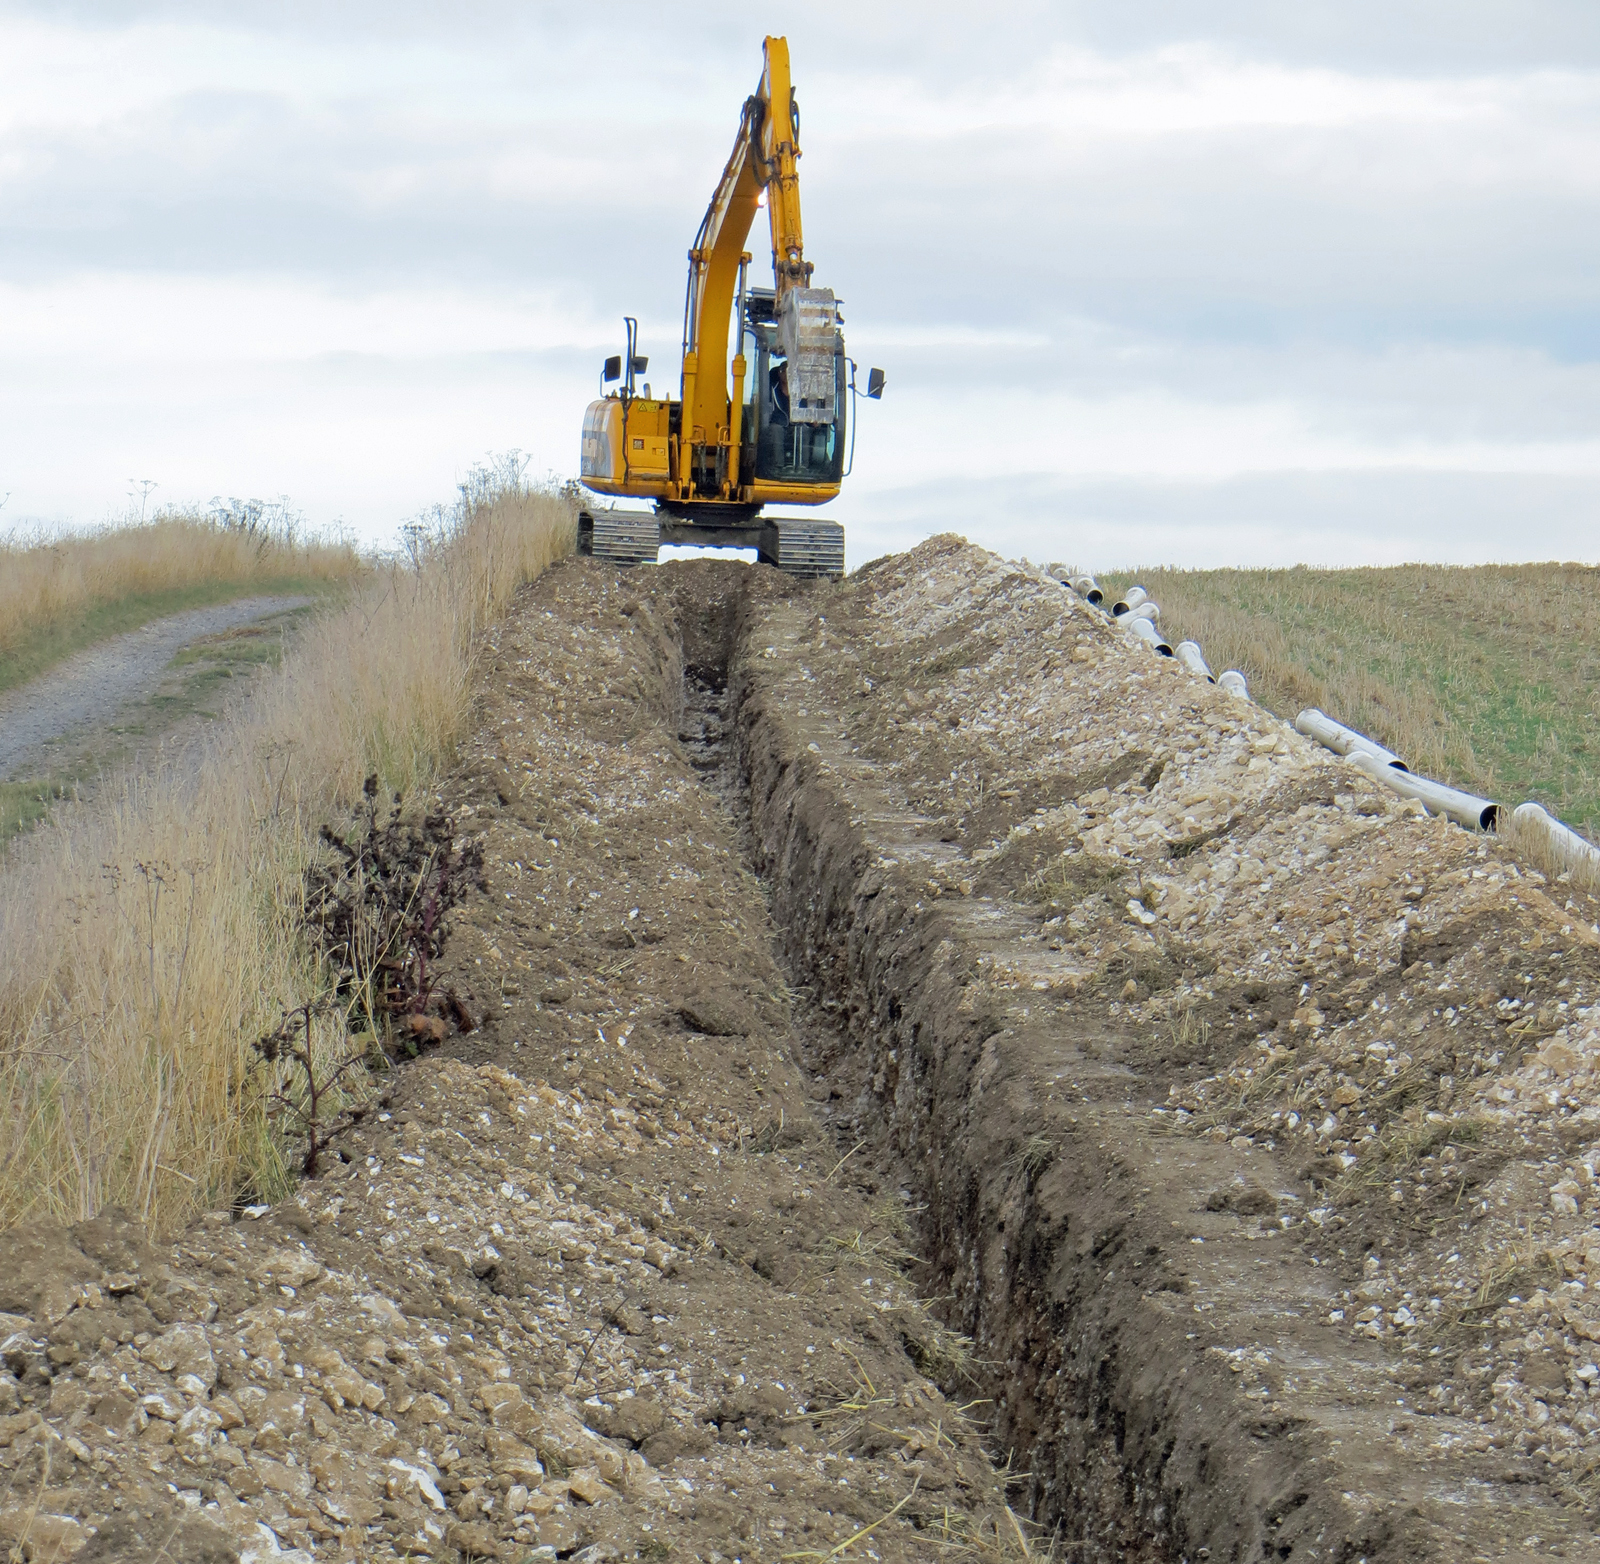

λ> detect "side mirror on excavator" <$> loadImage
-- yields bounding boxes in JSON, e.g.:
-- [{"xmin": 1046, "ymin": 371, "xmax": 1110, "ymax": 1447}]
[
  {"xmin": 866, "ymin": 367, "xmax": 886, "ymax": 399},
  {"xmin": 603, "ymin": 355, "xmax": 622, "ymax": 382},
  {"xmin": 630, "ymin": 355, "xmax": 649, "ymax": 375}
]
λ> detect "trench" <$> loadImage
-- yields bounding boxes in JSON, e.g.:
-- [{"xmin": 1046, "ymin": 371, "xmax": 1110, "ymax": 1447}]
[
  {"xmin": 639, "ymin": 558, "xmax": 1582, "ymax": 1564},
  {"xmin": 661, "ymin": 571, "xmax": 1177, "ymax": 1564}
]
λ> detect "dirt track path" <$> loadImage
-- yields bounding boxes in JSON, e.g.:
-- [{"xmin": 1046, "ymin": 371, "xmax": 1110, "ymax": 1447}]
[{"xmin": 0, "ymin": 595, "xmax": 312, "ymax": 780}]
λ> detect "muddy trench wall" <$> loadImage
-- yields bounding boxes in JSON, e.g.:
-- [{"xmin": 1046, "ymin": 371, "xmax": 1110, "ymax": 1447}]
[
  {"xmin": 732, "ymin": 671, "xmax": 1260, "ymax": 1562},
  {"xmin": 711, "ymin": 561, "xmax": 1571, "ymax": 1564}
]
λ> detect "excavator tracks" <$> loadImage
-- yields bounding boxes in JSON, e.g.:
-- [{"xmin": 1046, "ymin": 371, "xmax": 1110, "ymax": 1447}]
[
  {"xmin": 577, "ymin": 509, "xmax": 660, "ymax": 568},
  {"xmin": 758, "ymin": 516, "xmax": 845, "ymax": 580},
  {"xmin": 578, "ymin": 510, "xmax": 845, "ymax": 580}
]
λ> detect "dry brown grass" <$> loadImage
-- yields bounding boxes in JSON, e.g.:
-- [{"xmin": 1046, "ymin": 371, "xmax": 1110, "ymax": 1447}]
[
  {"xmin": 0, "ymin": 464, "xmax": 576, "ymax": 1234},
  {"xmin": 0, "ymin": 506, "xmax": 366, "ymax": 691},
  {"xmin": 1499, "ymin": 806, "xmax": 1600, "ymax": 895}
]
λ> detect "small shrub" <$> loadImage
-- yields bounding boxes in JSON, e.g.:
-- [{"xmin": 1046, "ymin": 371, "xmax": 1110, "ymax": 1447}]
[{"xmin": 304, "ymin": 775, "xmax": 486, "ymax": 1048}]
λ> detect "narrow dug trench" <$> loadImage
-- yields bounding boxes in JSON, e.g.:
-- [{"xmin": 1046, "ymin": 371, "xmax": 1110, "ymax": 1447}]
[
  {"xmin": 6, "ymin": 547, "xmax": 1598, "ymax": 1563},
  {"xmin": 718, "ymin": 542, "xmax": 1600, "ymax": 1564},
  {"xmin": 592, "ymin": 557, "xmax": 1600, "ymax": 1563}
]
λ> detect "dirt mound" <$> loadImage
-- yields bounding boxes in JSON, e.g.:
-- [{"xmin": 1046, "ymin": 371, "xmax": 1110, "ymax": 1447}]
[
  {"xmin": 737, "ymin": 536, "xmax": 1600, "ymax": 1559},
  {"xmin": 6, "ymin": 540, "xmax": 1597, "ymax": 1562},
  {"xmin": 0, "ymin": 558, "xmax": 1022, "ymax": 1562}
]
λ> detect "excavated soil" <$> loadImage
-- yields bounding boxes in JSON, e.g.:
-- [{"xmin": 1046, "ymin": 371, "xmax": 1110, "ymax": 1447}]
[{"xmin": 5, "ymin": 539, "xmax": 1600, "ymax": 1563}]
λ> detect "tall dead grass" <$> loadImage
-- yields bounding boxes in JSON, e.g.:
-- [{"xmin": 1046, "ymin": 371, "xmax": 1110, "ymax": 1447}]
[
  {"xmin": 0, "ymin": 503, "xmax": 364, "ymax": 664},
  {"xmin": 0, "ymin": 462, "xmax": 576, "ymax": 1234}
]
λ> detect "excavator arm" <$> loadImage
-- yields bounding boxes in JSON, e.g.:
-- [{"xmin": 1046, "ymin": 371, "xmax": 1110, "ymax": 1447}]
[{"xmin": 681, "ymin": 36, "xmax": 826, "ymax": 493}]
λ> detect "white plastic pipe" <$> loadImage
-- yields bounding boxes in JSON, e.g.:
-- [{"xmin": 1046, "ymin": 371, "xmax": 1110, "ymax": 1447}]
[
  {"xmin": 1347, "ymin": 751, "xmax": 1498, "ymax": 831},
  {"xmin": 1069, "ymin": 575, "xmax": 1104, "ymax": 605},
  {"xmin": 1512, "ymin": 801, "xmax": 1600, "ymax": 873},
  {"xmin": 1294, "ymin": 708, "xmax": 1408, "ymax": 772},
  {"xmin": 1111, "ymin": 586, "xmax": 1149, "ymax": 616},
  {"xmin": 1217, "ymin": 670, "xmax": 1250, "ymax": 701},
  {"xmin": 1175, "ymin": 641, "xmax": 1214, "ymax": 681},
  {"xmin": 1125, "ymin": 617, "xmax": 1174, "ymax": 656},
  {"xmin": 1123, "ymin": 601, "xmax": 1161, "ymax": 625}
]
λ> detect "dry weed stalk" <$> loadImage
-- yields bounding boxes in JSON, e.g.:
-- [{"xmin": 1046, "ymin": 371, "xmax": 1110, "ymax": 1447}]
[
  {"xmin": 0, "ymin": 461, "xmax": 575, "ymax": 1233},
  {"xmin": 1499, "ymin": 807, "xmax": 1600, "ymax": 895},
  {"xmin": 252, "ymin": 1000, "xmax": 376, "ymax": 1178}
]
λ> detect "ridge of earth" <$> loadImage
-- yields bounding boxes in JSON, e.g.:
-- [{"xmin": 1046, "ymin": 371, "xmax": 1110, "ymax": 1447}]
[
  {"xmin": 0, "ymin": 558, "xmax": 1026, "ymax": 1564},
  {"xmin": 3, "ymin": 539, "xmax": 1600, "ymax": 1563}
]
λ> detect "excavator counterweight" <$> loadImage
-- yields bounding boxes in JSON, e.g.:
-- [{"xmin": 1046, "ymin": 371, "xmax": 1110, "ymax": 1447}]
[{"xmin": 577, "ymin": 36, "xmax": 879, "ymax": 578}]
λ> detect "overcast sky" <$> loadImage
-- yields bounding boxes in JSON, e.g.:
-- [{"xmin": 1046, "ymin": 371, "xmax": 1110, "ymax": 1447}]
[{"xmin": 2, "ymin": 1, "xmax": 1598, "ymax": 568}]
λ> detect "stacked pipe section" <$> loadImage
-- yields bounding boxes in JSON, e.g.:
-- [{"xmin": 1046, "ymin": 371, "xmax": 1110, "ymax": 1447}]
[{"xmin": 1050, "ymin": 569, "xmax": 1249, "ymax": 695}]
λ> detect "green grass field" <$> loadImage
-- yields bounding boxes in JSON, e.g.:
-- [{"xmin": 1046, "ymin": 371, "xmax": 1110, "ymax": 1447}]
[{"xmin": 1097, "ymin": 563, "xmax": 1600, "ymax": 837}]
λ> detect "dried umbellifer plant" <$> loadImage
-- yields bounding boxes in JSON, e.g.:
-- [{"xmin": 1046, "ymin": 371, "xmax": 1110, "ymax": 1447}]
[
  {"xmin": 251, "ymin": 999, "xmax": 375, "ymax": 1176},
  {"xmin": 303, "ymin": 774, "xmax": 486, "ymax": 1052}
]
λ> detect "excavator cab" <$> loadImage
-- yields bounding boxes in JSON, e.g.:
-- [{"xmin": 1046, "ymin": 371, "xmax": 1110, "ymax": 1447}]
[
  {"xmin": 575, "ymin": 36, "xmax": 881, "ymax": 579},
  {"xmin": 742, "ymin": 287, "xmax": 847, "ymax": 489}
]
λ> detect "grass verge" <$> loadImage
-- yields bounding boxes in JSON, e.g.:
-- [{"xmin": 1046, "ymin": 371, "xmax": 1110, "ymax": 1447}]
[
  {"xmin": 0, "ymin": 779, "xmax": 74, "ymax": 839},
  {"xmin": 1097, "ymin": 563, "xmax": 1600, "ymax": 835},
  {"xmin": 0, "ymin": 461, "xmax": 576, "ymax": 1233},
  {"xmin": 0, "ymin": 511, "xmax": 365, "ymax": 695}
]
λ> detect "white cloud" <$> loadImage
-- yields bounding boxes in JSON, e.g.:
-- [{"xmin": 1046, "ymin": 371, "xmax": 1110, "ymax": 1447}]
[{"xmin": 0, "ymin": 3, "xmax": 1596, "ymax": 566}]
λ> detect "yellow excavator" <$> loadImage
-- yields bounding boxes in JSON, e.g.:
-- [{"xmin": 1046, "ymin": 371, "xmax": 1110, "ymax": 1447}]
[{"xmin": 577, "ymin": 35, "xmax": 882, "ymax": 578}]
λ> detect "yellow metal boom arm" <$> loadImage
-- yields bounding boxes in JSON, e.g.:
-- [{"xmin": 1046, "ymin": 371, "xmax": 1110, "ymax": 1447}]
[{"xmin": 680, "ymin": 35, "xmax": 811, "ymax": 471}]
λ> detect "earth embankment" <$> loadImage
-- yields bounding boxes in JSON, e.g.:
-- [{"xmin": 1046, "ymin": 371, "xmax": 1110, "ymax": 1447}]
[
  {"xmin": 3, "ymin": 542, "xmax": 1598, "ymax": 1563},
  {"xmin": 732, "ymin": 537, "xmax": 1600, "ymax": 1562},
  {"xmin": 0, "ymin": 557, "xmax": 1023, "ymax": 1563}
]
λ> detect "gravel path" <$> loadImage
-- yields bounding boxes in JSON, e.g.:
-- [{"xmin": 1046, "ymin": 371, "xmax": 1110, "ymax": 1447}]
[{"xmin": 0, "ymin": 594, "xmax": 312, "ymax": 780}]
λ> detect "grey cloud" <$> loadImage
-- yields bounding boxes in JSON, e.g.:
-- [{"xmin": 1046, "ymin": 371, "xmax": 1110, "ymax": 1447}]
[
  {"xmin": 854, "ymin": 469, "xmax": 1600, "ymax": 570},
  {"xmin": 10, "ymin": 75, "xmax": 1598, "ymax": 358},
  {"xmin": 818, "ymin": 120, "xmax": 1600, "ymax": 355},
  {"xmin": 856, "ymin": 336, "xmax": 1600, "ymax": 446},
  {"xmin": 14, "ymin": 1, "xmax": 1600, "ymax": 72}
]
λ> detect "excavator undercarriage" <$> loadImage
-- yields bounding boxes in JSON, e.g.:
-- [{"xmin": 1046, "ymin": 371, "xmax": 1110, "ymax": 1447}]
[{"xmin": 577, "ymin": 509, "xmax": 845, "ymax": 579}]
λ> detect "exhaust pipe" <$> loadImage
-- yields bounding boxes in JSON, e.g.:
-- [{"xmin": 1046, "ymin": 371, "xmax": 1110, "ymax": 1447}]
[
  {"xmin": 1217, "ymin": 669, "xmax": 1250, "ymax": 701},
  {"xmin": 1125, "ymin": 617, "xmax": 1174, "ymax": 656},
  {"xmin": 1347, "ymin": 751, "xmax": 1498, "ymax": 831},
  {"xmin": 1294, "ymin": 708, "xmax": 1409, "ymax": 772},
  {"xmin": 1511, "ymin": 801, "xmax": 1600, "ymax": 874},
  {"xmin": 1111, "ymin": 585, "xmax": 1149, "ymax": 617},
  {"xmin": 1175, "ymin": 641, "xmax": 1214, "ymax": 681}
]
